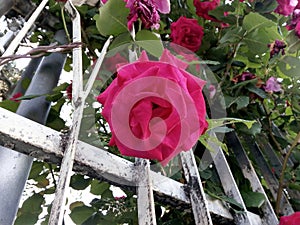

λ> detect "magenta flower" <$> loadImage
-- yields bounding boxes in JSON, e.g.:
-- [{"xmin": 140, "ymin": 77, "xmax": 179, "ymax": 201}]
[
  {"xmin": 193, "ymin": 0, "xmax": 220, "ymax": 21},
  {"xmin": 125, "ymin": 0, "xmax": 170, "ymax": 30},
  {"xmin": 279, "ymin": 212, "xmax": 300, "ymax": 225},
  {"xmin": 264, "ymin": 77, "xmax": 282, "ymax": 93},
  {"xmin": 170, "ymin": 16, "xmax": 204, "ymax": 52},
  {"xmin": 232, "ymin": 72, "xmax": 256, "ymax": 84},
  {"xmin": 275, "ymin": 0, "xmax": 298, "ymax": 16},
  {"xmin": 97, "ymin": 49, "xmax": 208, "ymax": 166},
  {"xmin": 10, "ymin": 92, "xmax": 23, "ymax": 102},
  {"xmin": 268, "ymin": 40, "xmax": 286, "ymax": 58}
]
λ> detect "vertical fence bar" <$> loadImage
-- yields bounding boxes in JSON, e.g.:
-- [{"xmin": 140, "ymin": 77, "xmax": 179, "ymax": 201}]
[
  {"xmin": 48, "ymin": 2, "xmax": 83, "ymax": 224},
  {"xmin": 180, "ymin": 150, "xmax": 213, "ymax": 225},
  {"xmin": 135, "ymin": 158, "xmax": 157, "ymax": 225}
]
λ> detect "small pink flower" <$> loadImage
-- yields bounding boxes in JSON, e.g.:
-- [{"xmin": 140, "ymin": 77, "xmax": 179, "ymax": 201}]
[
  {"xmin": 232, "ymin": 72, "xmax": 256, "ymax": 84},
  {"xmin": 264, "ymin": 77, "xmax": 282, "ymax": 93},
  {"xmin": 125, "ymin": 0, "xmax": 170, "ymax": 30},
  {"xmin": 268, "ymin": 40, "xmax": 286, "ymax": 58},
  {"xmin": 10, "ymin": 92, "xmax": 22, "ymax": 102},
  {"xmin": 275, "ymin": 0, "xmax": 298, "ymax": 16},
  {"xmin": 114, "ymin": 196, "xmax": 126, "ymax": 200},
  {"xmin": 280, "ymin": 212, "xmax": 300, "ymax": 225}
]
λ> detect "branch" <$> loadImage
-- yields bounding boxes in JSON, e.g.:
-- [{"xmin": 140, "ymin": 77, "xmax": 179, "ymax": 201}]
[
  {"xmin": 0, "ymin": 42, "xmax": 83, "ymax": 66},
  {"xmin": 275, "ymin": 132, "xmax": 300, "ymax": 216}
]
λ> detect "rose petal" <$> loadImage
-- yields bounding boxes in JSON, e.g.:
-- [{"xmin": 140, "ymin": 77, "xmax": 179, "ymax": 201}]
[{"xmin": 153, "ymin": 0, "xmax": 170, "ymax": 13}]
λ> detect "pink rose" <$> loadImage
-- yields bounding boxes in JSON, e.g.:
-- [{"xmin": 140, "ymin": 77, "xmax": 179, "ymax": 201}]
[
  {"xmin": 193, "ymin": 0, "xmax": 220, "ymax": 21},
  {"xmin": 280, "ymin": 212, "xmax": 300, "ymax": 225},
  {"xmin": 275, "ymin": 0, "xmax": 298, "ymax": 16},
  {"xmin": 170, "ymin": 16, "xmax": 204, "ymax": 52},
  {"xmin": 97, "ymin": 49, "xmax": 208, "ymax": 166}
]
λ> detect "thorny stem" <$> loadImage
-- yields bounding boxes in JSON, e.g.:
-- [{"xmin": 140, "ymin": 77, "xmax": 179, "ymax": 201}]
[
  {"xmin": 0, "ymin": 42, "xmax": 82, "ymax": 66},
  {"xmin": 275, "ymin": 132, "xmax": 300, "ymax": 216}
]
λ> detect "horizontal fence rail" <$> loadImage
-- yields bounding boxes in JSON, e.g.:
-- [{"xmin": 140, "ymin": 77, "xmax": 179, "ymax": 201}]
[{"xmin": 0, "ymin": 107, "xmax": 236, "ymax": 223}]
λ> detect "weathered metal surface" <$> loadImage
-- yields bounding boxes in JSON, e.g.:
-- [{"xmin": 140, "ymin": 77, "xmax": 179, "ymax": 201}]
[
  {"xmin": 226, "ymin": 132, "xmax": 278, "ymax": 225},
  {"xmin": 241, "ymin": 135, "xmax": 294, "ymax": 216},
  {"xmin": 49, "ymin": 2, "xmax": 83, "ymax": 224},
  {"xmin": 180, "ymin": 150, "xmax": 213, "ymax": 225},
  {"xmin": 135, "ymin": 159, "xmax": 157, "ymax": 225},
  {"xmin": 0, "ymin": 29, "xmax": 67, "ymax": 225},
  {"xmin": 206, "ymin": 132, "xmax": 258, "ymax": 225},
  {"xmin": 0, "ymin": 107, "xmax": 233, "ymax": 221}
]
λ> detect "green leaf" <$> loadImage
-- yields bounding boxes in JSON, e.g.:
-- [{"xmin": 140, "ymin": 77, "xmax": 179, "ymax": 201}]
[
  {"xmin": 90, "ymin": 180, "xmax": 110, "ymax": 195},
  {"xmin": 278, "ymin": 56, "xmax": 300, "ymax": 78},
  {"xmin": 94, "ymin": 0, "xmax": 129, "ymax": 36},
  {"xmin": 207, "ymin": 118, "xmax": 256, "ymax": 130},
  {"xmin": 15, "ymin": 193, "xmax": 44, "ymax": 225},
  {"xmin": 242, "ymin": 13, "xmax": 281, "ymax": 55},
  {"xmin": 28, "ymin": 161, "xmax": 44, "ymax": 179},
  {"xmin": 69, "ymin": 205, "xmax": 95, "ymax": 224},
  {"xmin": 286, "ymin": 30, "xmax": 300, "ymax": 54},
  {"xmin": 15, "ymin": 94, "xmax": 42, "ymax": 101},
  {"xmin": 52, "ymin": 82, "xmax": 69, "ymax": 92},
  {"xmin": 135, "ymin": 30, "xmax": 164, "ymax": 58},
  {"xmin": 243, "ymin": 12, "xmax": 276, "ymax": 33},
  {"xmin": 254, "ymin": 0, "xmax": 278, "ymax": 13},
  {"xmin": 246, "ymin": 84, "xmax": 267, "ymax": 99},
  {"xmin": 109, "ymin": 32, "xmax": 132, "ymax": 50},
  {"xmin": 0, "ymin": 100, "xmax": 19, "ymax": 112},
  {"xmin": 199, "ymin": 132, "xmax": 229, "ymax": 154},
  {"xmin": 225, "ymin": 95, "xmax": 250, "ymax": 109},
  {"xmin": 241, "ymin": 191, "xmax": 265, "ymax": 208},
  {"xmin": 46, "ymin": 92, "xmax": 63, "ymax": 102},
  {"xmin": 70, "ymin": 174, "xmax": 92, "ymax": 190}
]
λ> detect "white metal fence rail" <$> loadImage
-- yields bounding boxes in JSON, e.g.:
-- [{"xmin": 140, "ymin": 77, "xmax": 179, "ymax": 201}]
[{"xmin": 0, "ymin": 1, "xmax": 282, "ymax": 225}]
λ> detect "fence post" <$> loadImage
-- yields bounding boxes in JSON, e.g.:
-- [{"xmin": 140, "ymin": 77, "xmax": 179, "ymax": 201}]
[{"xmin": 0, "ymin": 29, "xmax": 67, "ymax": 225}]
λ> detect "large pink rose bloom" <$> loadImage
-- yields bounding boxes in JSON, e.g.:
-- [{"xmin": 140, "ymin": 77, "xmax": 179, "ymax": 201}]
[
  {"xmin": 97, "ymin": 50, "xmax": 208, "ymax": 165},
  {"xmin": 280, "ymin": 212, "xmax": 300, "ymax": 225},
  {"xmin": 275, "ymin": 0, "xmax": 298, "ymax": 16}
]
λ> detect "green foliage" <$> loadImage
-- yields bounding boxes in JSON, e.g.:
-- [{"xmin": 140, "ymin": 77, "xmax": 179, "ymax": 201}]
[
  {"xmin": 94, "ymin": 0, "xmax": 129, "ymax": 36},
  {"xmin": 14, "ymin": 193, "xmax": 44, "ymax": 225}
]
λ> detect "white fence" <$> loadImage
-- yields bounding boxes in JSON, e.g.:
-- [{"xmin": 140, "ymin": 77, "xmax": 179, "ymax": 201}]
[{"xmin": 0, "ymin": 1, "xmax": 287, "ymax": 224}]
